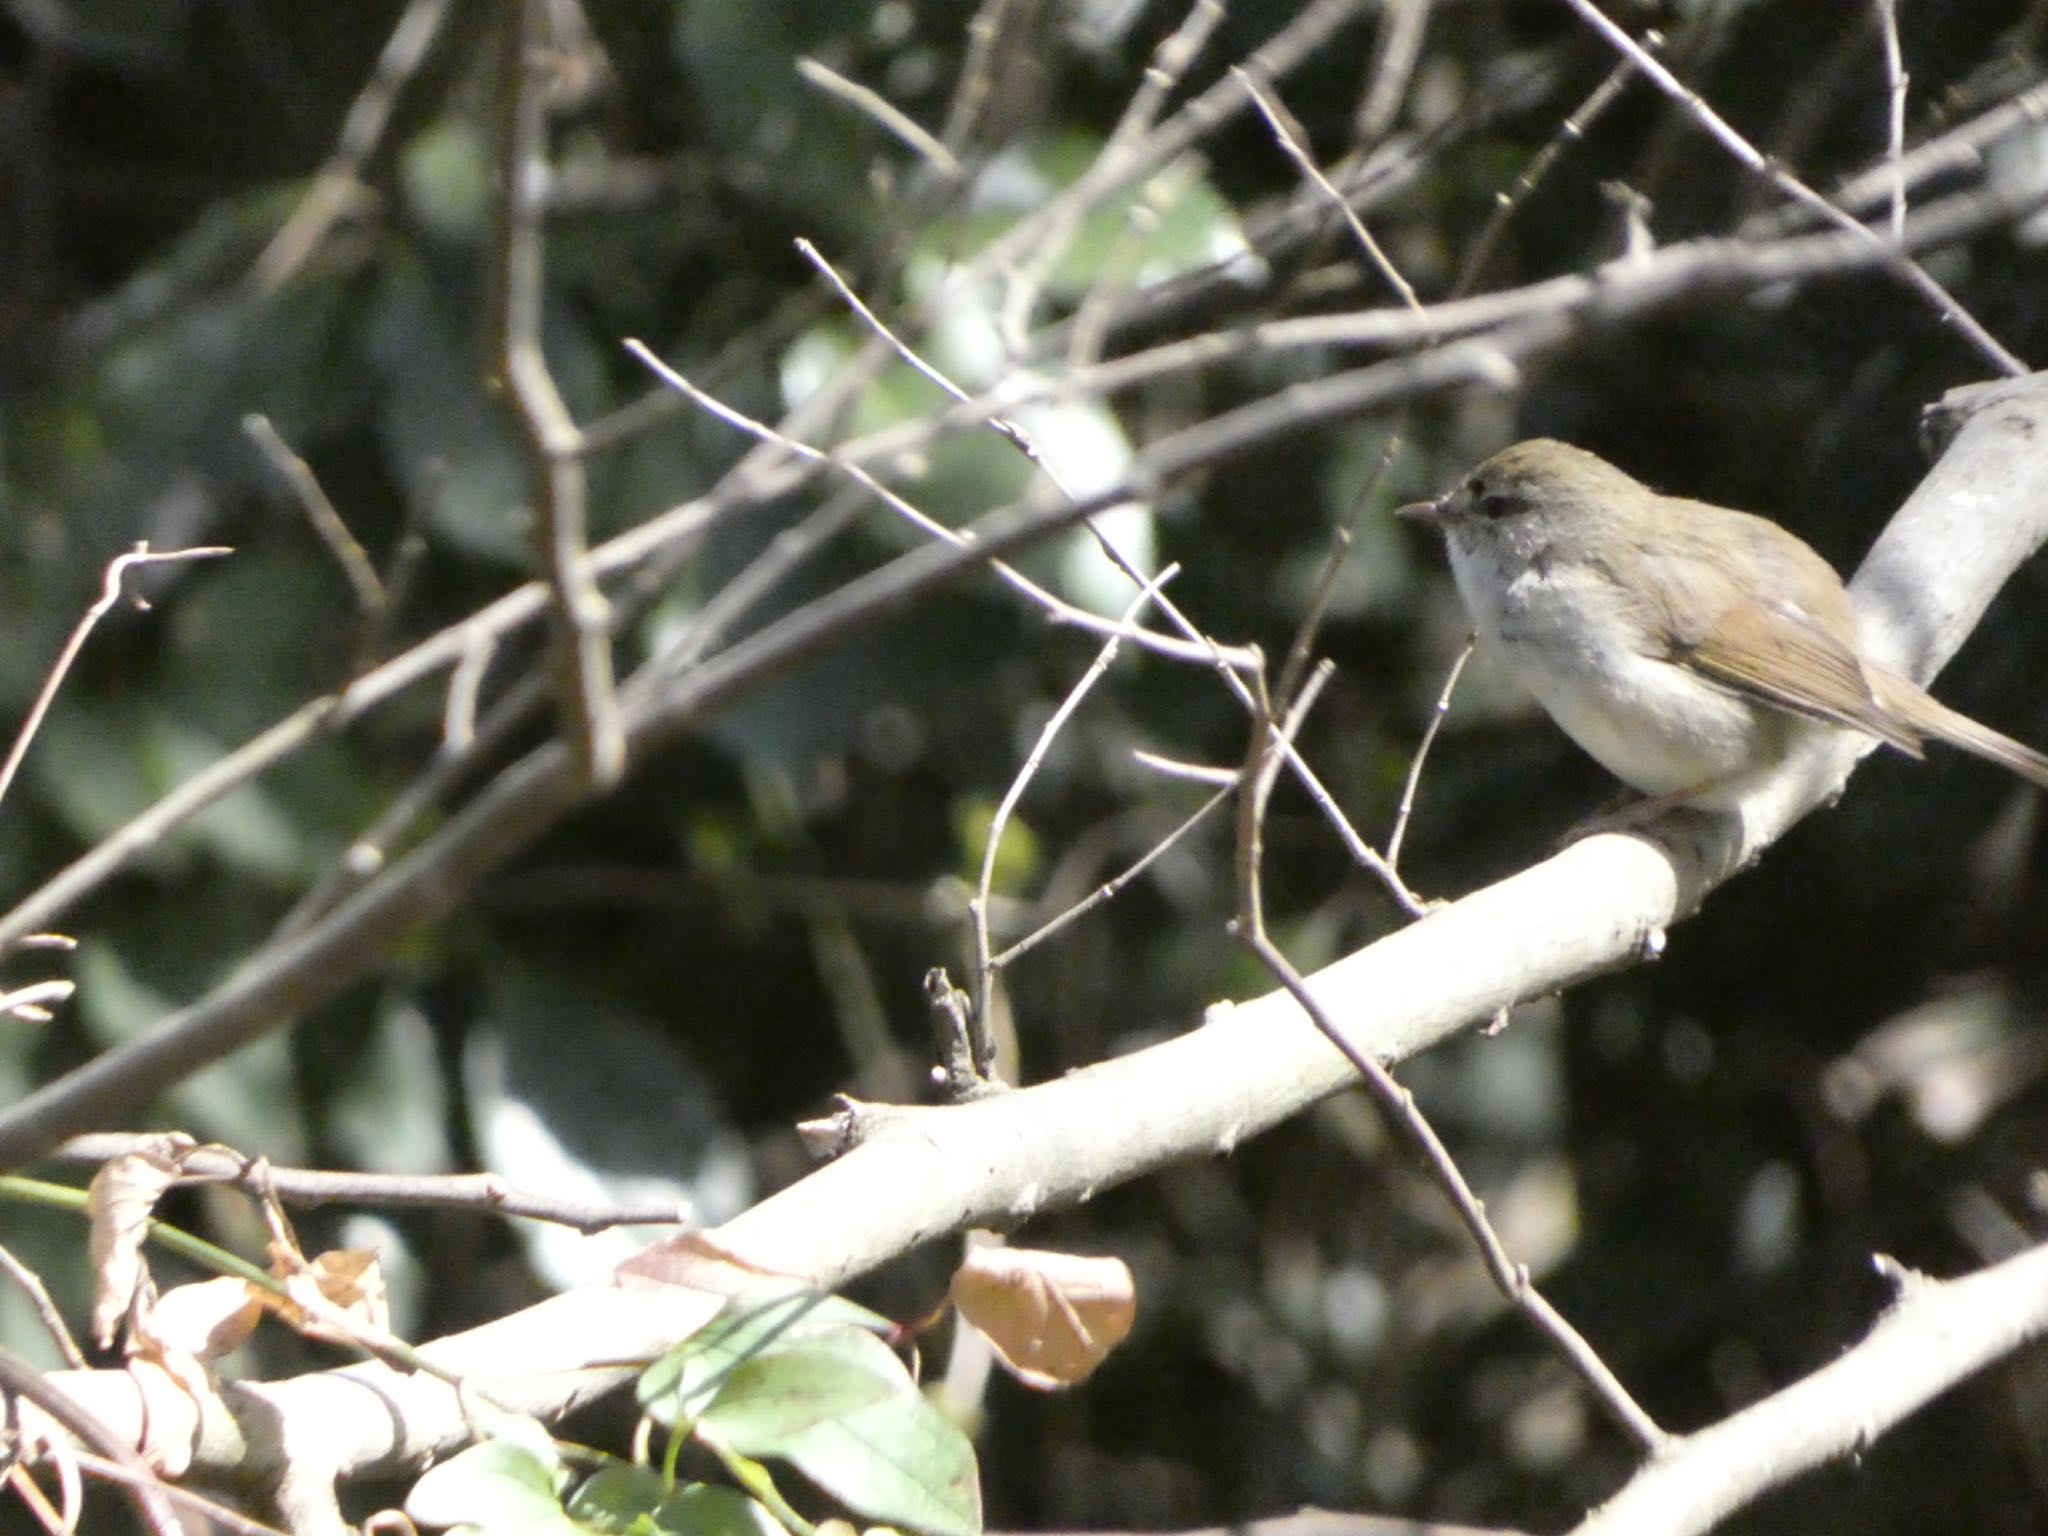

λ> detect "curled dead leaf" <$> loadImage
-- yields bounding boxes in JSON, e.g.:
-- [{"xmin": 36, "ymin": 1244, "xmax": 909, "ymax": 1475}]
[
  {"xmin": 615, "ymin": 1229, "xmax": 806, "ymax": 1294},
  {"xmin": 86, "ymin": 1139, "xmax": 195, "ymax": 1351},
  {"xmin": 134, "ymin": 1276, "xmax": 264, "ymax": 1366},
  {"xmin": 950, "ymin": 1246, "xmax": 1136, "ymax": 1390},
  {"xmin": 266, "ymin": 1246, "xmax": 389, "ymax": 1345}
]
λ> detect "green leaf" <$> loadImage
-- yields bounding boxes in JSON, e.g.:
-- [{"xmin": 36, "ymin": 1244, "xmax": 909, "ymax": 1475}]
[
  {"xmin": 405, "ymin": 1439, "xmax": 580, "ymax": 1535},
  {"xmin": 563, "ymin": 1464, "xmax": 665, "ymax": 1532},
  {"xmin": 711, "ymin": 1384, "xmax": 981, "ymax": 1536},
  {"xmin": 637, "ymin": 1295, "xmax": 980, "ymax": 1535},
  {"xmin": 697, "ymin": 1331, "xmax": 907, "ymax": 1441},
  {"xmin": 638, "ymin": 1291, "xmax": 891, "ymax": 1428},
  {"xmin": 660, "ymin": 1485, "xmax": 788, "ymax": 1536},
  {"xmin": 576, "ymin": 1479, "xmax": 788, "ymax": 1536}
]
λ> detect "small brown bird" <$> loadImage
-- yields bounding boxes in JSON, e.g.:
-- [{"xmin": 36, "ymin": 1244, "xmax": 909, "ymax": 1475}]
[{"xmin": 1399, "ymin": 438, "xmax": 2048, "ymax": 810}]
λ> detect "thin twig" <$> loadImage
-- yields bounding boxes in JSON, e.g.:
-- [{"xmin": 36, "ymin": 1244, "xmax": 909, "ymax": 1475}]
[
  {"xmin": 0, "ymin": 1343, "xmax": 188, "ymax": 1536},
  {"xmin": 938, "ymin": 0, "xmax": 1019, "ymax": 153},
  {"xmin": 1247, "ymin": 923, "xmax": 1667, "ymax": 1450},
  {"xmin": 972, "ymin": 571, "xmax": 1178, "ymax": 1028},
  {"xmin": 1130, "ymin": 751, "xmax": 1240, "ymax": 787},
  {"xmin": 1355, "ymin": 0, "xmax": 1433, "ymax": 142},
  {"xmin": 1000, "ymin": 0, "xmax": 1229, "ymax": 349},
  {"xmin": 1386, "ymin": 636, "xmax": 1474, "ymax": 873},
  {"xmin": 0, "ymin": 979, "xmax": 74, "ymax": 1025},
  {"xmin": 852, "ymin": 245, "xmax": 1430, "ymax": 929},
  {"xmin": 1240, "ymin": 70, "xmax": 1421, "ymax": 312},
  {"xmin": 0, "ymin": 1241, "xmax": 86, "ymax": 1368},
  {"xmin": 444, "ymin": 628, "xmax": 495, "ymax": 753},
  {"xmin": 244, "ymin": 414, "xmax": 384, "ymax": 614},
  {"xmin": 290, "ymin": 490, "xmax": 873, "ymax": 940},
  {"xmin": 1458, "ymin": 44, "xmax": 1648, "ymax": 295},
  {"xmin": 1056, "ymin": 3, "xmax": 1229, "ymax": 363},
  {"xmin": 0, "ymin": 544, "xmax": 230, "ymax": 813},
  {"xmin": 797, "ymin": 238, "xmax": 1175, "ymax": 663},
  {"xmin": 494, "ymin": 0, "xmax": 624, "ymax": 789},
  {"xmin": 1231, "ymin": 691, "xmax": 1666, "ymax": 1453},
  {"xmin": 992, "ymin": 782, "xmax": 1236, "ymax": 970},
  {"xmin": 1230, "ymin": 79, "xmax": 1443, "ymax": 905},
  {"xmin": 796, "ymin": 56, "xmax": 961, "ymax": 180},
  {"xmin": 53, "ymin": 1136, "xmax": 692, "ymax": 1234},
  {"xmin": 66, "ymin": 1453, "xmax": 289, "ymax": 1536},
  {"xmin": 927, "ymin": 174, "xmax": 2031, "ymax": 432},
  {"xmin": 1870, "ymin": 0, "xmax": 1909, "ymax": 242},
  {"xmin": 1108, "ymin": 0, "xmax": 1230, "ymax": 162},
  {"xmin": 1811, "ymin": 77, "xmax": 2048, "ymax": 230},
  {"xmin": 623, "ymin": 338, "xmax": 1249, "ymax": 671},
  {"xmin": 1557, "ymin": 0, "xmax": 2024, "ymax": 376},
  {"xmin": 251, "ymin": 0, "xmax": 452, "ymax": 290},
  {"xmin": 1230, "ymin": 658, "xmax": 1342, "ymax": 943},
  {"xmin": 794, "ymin": 236, "xmax": 1027, "ymax": 445},
  {"xmin": 975, "ymin": 0, "xmax": 1369, "ymax": 279},
  {"xmin": 656, "ymin": 485, "xmax": 874, "ymax": 673},
  {"xmin": 788, "ymin": 241, "xmax": 1435, "ymax": 916}
]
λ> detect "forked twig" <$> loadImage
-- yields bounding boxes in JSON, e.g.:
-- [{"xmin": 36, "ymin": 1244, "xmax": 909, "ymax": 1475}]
[
  {"xmin": 494, "ymin": 0, "xmax": 624, "ymax": 789},
  {"xmin": 992, "ymin": 782, "xmax": 1234, "ymax": 970},
  {"xmin": 0, "ymin": 544, "xmax": 230, "ymax": 814},
  {"xmin": 1558, "ymin": 0, "xmax": 2022, "ymax": 376},
  {"xmin": 971, "ymin": 571, "xmax": 1179, "ymax": 1027},
  {"xmin": 1231, "ymin": 684, "xmax": 1666, "ymax": 1453}
]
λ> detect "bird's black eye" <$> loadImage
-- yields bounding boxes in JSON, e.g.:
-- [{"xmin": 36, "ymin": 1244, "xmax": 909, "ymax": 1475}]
[{"xmin": 1473, "ymin": 481, "xmax": 1520, "ymax": 519}]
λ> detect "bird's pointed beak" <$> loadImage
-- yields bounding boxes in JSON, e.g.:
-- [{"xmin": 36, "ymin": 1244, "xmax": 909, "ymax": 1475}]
[{"xmin": 1395, "ymin": 495, "xmax": 1445, "ymax": 526}]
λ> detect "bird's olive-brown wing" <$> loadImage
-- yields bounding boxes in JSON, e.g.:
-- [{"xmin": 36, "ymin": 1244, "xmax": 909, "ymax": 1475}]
[{"xmin": 1633, "ymin": 503, "xmax": 1924, "ymax": 755}]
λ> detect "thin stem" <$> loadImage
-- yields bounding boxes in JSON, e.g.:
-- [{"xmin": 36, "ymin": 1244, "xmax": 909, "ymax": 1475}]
[
  {"xmin": 494, "ymin": 0, "xmax": 623, "ymax": 788},
  {"xmin": 1386, "ymin": 636, "xmax": 1474, "ymax": 873},
  {"xmin": 1557, "ymin": 0, "xmax": 2023, "ymax": 376},
  {"xmin": 973, "ymin": 573, "xmax": 1177, "ymax": 1028},
  {"xmin": 0, "ymin": 544, "xmax": 230, "ymax": 814}
]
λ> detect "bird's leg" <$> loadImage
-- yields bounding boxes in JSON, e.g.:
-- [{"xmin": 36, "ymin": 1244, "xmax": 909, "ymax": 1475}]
[{"xmin": 1556, "ymin": 778, "xmax": 1735, "ymax": 848}]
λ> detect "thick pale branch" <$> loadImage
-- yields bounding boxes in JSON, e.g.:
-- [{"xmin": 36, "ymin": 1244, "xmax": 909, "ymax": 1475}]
[{"xmin": 1571, "ymin": 1242, "xmax": 2048, "ymax": 1536}]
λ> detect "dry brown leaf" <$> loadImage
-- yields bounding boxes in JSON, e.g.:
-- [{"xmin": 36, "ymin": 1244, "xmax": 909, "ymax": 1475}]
[
  {"xmin": 615, "ymin": 1229, "xmax": 805, "ymax": 1294},
  {"xmin": 950, "ymin": 1246, "xmax": 1136, "ymax": 1390},
  {"xmin": 266, "ymin": 1245, "xmax": 389, "ymax": 1345},
  {"xmin": 86, "ymin": 1140, "xmax": 193, "ymax": 1350},
  {"xmin": 134, "ymin": 1276, "xmax": 264, "ymax": 1364}
]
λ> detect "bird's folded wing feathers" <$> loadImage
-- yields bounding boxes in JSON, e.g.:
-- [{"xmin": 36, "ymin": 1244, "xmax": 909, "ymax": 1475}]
[{"xmin": 1635, "ymin": 533, "xmax": 1926, "ymax": 756}]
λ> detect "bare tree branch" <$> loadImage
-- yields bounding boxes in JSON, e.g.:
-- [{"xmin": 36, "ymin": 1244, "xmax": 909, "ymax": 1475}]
[
  {"xmin": 1571, "ymin": 1244, "xmax": 2048, "ymax": 1536},
  {"xmin": 493, "ymin": 0, "xmax": 624, "ymax": 789}
]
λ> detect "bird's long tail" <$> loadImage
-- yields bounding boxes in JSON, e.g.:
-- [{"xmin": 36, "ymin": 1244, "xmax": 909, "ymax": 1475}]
[{"xmin": 1872, "ymin": 667, "xmax": 2048, "ymax": 790}]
